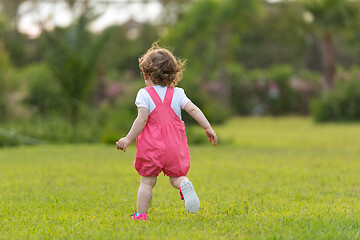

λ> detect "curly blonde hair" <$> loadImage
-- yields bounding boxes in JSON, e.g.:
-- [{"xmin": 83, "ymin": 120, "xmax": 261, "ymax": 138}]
[{"xmin": 138, "ymin": 43, "xmax": 186, "ymax": 87}]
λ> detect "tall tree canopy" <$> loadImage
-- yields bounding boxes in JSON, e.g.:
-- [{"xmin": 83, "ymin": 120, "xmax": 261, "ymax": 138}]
[
  {"xmin": 43, "ymin": 12, "xmax": 111, "ymax": 127},
  {"xmin": 302, "ymin": 0, "xmax": 360, "ymax": 89}
]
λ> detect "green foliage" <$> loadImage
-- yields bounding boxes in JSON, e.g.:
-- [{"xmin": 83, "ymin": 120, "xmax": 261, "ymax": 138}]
[
  {"xmin": 0, "ymin": 43, "xmax": 18, "ymax": 121},
  {"xmin": 185, "ymin": 126, "xmax": 208, "ymax": 145},
  {"xmin": 0, "ymin": 127, "xmax": 39, "ymax": 147},
  {"xmin": 23, "ymin": 63, "xmax": 63, "ymax": 114},
  {"xmin": 185, "ymin": 126, "xmax": 229, "ymax": 145},
  {"xmin": 303, "ymin": 0, "xmax": 360, "ymax": 31},
  {"xmin": 162, "ymin": 0, "xmax": 262, "ymax": 124},
  {"xmin": 311, "ymin": 79, "xmax": 360, "ymax": 122},
  {"xmin": 99, "ymin": 104, "xmax": 135, "ymax": 145},
  {"xmin": 0, "ymin": 132, "xmax": 22, "ymax": 147},
  {"xmin": 229, "ymin": 64, "xmax": 320, "ymax": 116},
  {"xmin": 1, "ymin": 115, "xmax": 99, "ymax": 144},
  {"xmin": 43, "ymin": 11, "xmax": 111, "ymax": 126},
  {"xmin": 163, "ymin": 0, "xmax": 322, "ymax": 118},
  {"xmin": 267, "ymin": 65, "xmax": 301, "ymax": 115},
  {"xmin": 2, "ymin": 30, "xmax": 32, "ymax": 67},
  {"xmin": 240, "ymin": 1, "xmax": 308, "ymax": 69},
  {"xmin": 99, "ymin": 24, "xmax": 159, "ymax": 74},
  {"xmin": 0, "ymin": 46, "xmax": 10, "ymax": 119},
  {"xmin": 228, "ymin": 64, "xmax": 254, "ymax": 114},
  {"xmin": 0, "ymin": 14, "xmax": 7, "ymax": 34},
  {"xmin": 165, "ymin": 0, "xmax": 260, "ymax": 70},
  {"xmin": 302, "ymin": 0, "xmax": 360, "ymax": 87},
  {"xmin": 3, "ymin": 0, "xmax": 360, "ymax": 132},
  {"xmin": 164, "ymin": 0, "xmax": 260, "ymax": 98},
  {"xmin": 0, "ymin": 10, "xmax": 39, "ymax": 67},
  {"xmin": 180, "ymin": 87, "xmax": 232, "ymax": 125},
  {"xmin": 1, "ymin": 118, "xmax": 360, "ymax": 239},
  {"xmin": 0, "ymin": 96, "xmax": 138, "ymax": 145}
]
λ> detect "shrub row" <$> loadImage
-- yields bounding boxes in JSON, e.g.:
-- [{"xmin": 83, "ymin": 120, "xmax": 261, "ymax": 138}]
[{"xmin": 311, "ymin": 67, "xmax": 360, "ymax": 122}]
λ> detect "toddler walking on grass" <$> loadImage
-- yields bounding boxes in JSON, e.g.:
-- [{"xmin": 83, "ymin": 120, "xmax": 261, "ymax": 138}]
[{"xmin": 116, "ymin": 43, "xmax": 217, "ymax": 221}]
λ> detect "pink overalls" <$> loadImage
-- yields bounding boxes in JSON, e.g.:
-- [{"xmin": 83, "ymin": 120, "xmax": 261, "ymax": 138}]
[{"xmin": 135, "ymin": 86, "xmax": 191, "ymax": 177}]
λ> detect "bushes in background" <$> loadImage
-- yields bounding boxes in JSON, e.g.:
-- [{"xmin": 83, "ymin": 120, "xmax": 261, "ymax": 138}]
[
  {"xmin": 229, "ymin": 64, "xmax": 321, "ymax": 116},
  {"xmin": 311, "ymin": 67, "xmax": 360, "ymax": 122},
  {"xmin": 23, "ymin": 63, "xmax": 64, "ymax": 115}
]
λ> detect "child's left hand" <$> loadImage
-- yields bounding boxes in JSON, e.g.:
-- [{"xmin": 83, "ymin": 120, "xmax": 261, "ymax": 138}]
[{"xmin": 116, "ymin": 137, "xmax": 132, "ymax": 152}]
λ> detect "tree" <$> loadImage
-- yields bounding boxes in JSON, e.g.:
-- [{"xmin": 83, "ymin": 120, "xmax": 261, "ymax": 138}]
[
  {"xmin": 43, "ymin": 12, "xmax": 111, "ymax": 127},
  {"xmin": 0, "ymin": 0, "xmax": 37, "ymax": 67},
  {"xmin": 0, "ymin": 0, "xmax": 25, "ymax": 27},
  {"xmin": 99, "ymin": 21, "xmax": 159, "ymax": 74},
  {"xmin": 164, "ymin": 0, "xmax": 261, "ymax": 103},
  {"xmin": 302, "ymin": 0, "xmax": 360, "ymax": 89},
  {"xmin": 238, "ymin": 1, "xmax": 309, "ymax": 69},
  {"xmin": 0, "ymin": 43, "xmax": 12, "ymax": 120}
]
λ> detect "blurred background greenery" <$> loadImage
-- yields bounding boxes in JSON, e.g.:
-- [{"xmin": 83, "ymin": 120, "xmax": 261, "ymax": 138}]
[{"xmin": 1, "ymin": 0, "xmax": 360, "ymax": 146}]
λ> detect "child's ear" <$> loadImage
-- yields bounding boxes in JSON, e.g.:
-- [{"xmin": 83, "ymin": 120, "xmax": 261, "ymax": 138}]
[{"xmin": 144, "ymin": 73, "xmax": 149, "ymax": 80}]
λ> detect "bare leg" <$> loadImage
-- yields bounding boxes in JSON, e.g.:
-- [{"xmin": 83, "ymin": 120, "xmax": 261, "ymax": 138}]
[
  {"xmin": 169, "ymin": 176, "xmax": 200, "ymax": 213},
  {"xmin": 169, "ymin": 176, "xmax": 189, "ymax": 189},
  {"xmin": 136, "ymin": 176, "xmax": 157, "ymax": 214}
]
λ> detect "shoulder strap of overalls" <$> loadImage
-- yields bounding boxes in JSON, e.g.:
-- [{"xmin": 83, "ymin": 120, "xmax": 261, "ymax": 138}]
[
  {"xmin": 145, "ymin": 86, "xmax": 162, "ymax": 106},
  {"xmin": 164, "ymin": 87, "xmax": 174, "ymax": 105}
]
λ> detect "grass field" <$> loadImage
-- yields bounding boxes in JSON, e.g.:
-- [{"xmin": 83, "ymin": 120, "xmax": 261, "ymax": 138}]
[{"xmin": 1, "ymin": 117, "xmax": 360, "ymax": 239}]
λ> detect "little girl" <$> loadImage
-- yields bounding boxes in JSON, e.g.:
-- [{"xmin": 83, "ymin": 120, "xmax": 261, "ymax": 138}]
[{"xmin": 116, "ymin": 43, "xmax": 217, "ymax": 221}]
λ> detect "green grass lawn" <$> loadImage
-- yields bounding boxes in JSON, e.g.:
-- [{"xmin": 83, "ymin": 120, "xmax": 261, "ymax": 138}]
[{"xmin": 1, "ymin": 117, "xmax": 360, "ymax": 239}]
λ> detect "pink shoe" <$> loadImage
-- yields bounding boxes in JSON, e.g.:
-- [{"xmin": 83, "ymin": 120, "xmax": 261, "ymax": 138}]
[
  {"xmin": 180, "ymin": 189, "xmax": 184, "ymax": 201},
  {"xmin": 130, "ymin": 212, "xmax": 148, "ymax": 221}
]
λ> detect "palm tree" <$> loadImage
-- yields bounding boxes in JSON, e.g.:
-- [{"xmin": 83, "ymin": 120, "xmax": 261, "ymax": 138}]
[
  {"xmin": 302, "ymin": 0, "xmax": 360, "ymax": 89},
  {"xmin": 43, "ymin": 11, "xmax": 111, "ymax": 127}
]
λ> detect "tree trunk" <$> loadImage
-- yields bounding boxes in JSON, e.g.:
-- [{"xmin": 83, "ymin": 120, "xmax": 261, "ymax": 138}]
[
  {"xmin": 70, "ymin": 102, "xmax": 79, "ymax": 128},
  {"xmin": 321, "ymin": 32, "xmax": 336, "ymax": 89}
]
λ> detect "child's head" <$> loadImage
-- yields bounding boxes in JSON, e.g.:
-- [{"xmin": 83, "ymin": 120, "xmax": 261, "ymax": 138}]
[{"xmin": 138, "ymin": 43, "xmax": 185, "ymax": 87}]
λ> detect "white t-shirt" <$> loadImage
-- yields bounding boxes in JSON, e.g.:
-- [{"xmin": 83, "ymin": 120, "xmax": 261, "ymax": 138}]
[{"xmin": 135, "ymin": 85, "xmax": 191, "ymax": 120}]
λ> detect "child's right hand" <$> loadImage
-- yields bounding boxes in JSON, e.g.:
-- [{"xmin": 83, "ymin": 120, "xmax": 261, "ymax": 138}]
[
  {"xmin": 116, "ymin": 137, "xmax": 132, "ymax": 152},
  {"xmin": 205, "ymin": 127, "xmax": 217, "ymax": 146}
]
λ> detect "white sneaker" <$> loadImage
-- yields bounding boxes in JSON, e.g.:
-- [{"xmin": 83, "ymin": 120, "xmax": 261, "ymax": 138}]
[{"xmin": 180, "ymin": 180, "xmax": 200, "ymax": 214}]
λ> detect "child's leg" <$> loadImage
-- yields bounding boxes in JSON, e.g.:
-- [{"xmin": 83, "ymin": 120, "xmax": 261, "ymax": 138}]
[
  {"xmin": 136, "ymin": 176, "xmax": 157, "ymax": 214},
  {"xmin": 169, "ymin": 176, "xmax": 200, "ymax": 214},
  {"xmin": 169, "ymin": 176, "xmax": 189, "ymax": 189}
]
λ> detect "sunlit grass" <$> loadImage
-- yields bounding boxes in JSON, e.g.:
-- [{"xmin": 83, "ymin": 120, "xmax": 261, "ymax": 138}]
[{"xmin": 1, "ymin": 117, "xmax": 360, "ymax": 239}]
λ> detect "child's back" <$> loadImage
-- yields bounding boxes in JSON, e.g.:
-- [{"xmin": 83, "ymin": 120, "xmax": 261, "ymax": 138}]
[
  {"xmin": 135, "ymin": 86, "xmax": 190, "ymax": 177},
  {"xmin": 135, "ymin": 85, "xmax": 190, "ymax": 120}
]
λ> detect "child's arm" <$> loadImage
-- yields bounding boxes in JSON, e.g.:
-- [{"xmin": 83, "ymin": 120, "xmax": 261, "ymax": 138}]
[
  {"xmin": 116, "ymin": 107, "xmax": 148, "ymax": 152},
  {"xmin": 184, "ymin": 102, "xmax": 218, "ymax": 146}
]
